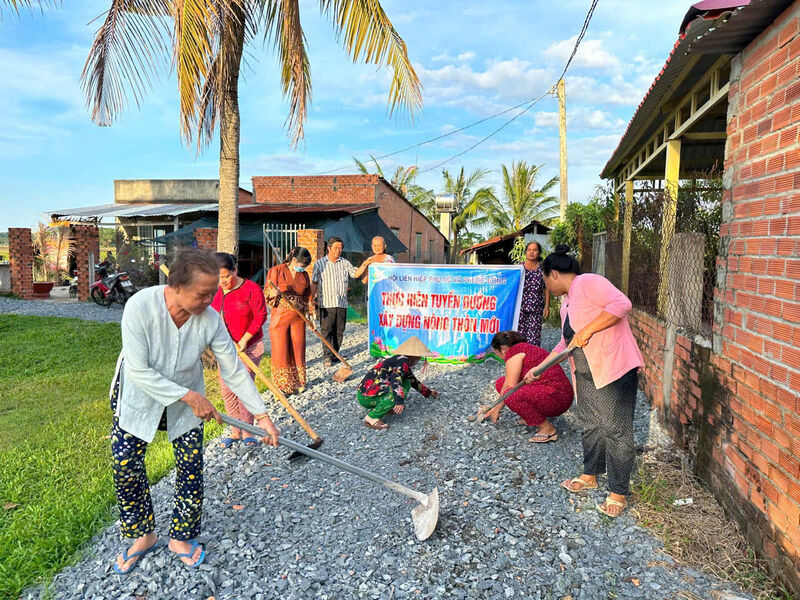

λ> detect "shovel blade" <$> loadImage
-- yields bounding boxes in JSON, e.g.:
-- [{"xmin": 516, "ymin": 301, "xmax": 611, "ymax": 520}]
[
  {"xmin": 411, "ymin": 487, "xmax": 439, "ymax": 541},
  {"xmin": 332, "ymin": 365, "xmax": 353, "ymax": 382},
  {"xmin": 288, "ymin": 437, "xmax": 324, "ymax": 461}
]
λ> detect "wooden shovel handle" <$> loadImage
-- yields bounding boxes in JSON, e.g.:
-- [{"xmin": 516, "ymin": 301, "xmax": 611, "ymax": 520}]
[
  {"xmin": 267, "ymin": 280, "xmax": 352, "ymax": 369},
  {"xmin": 236, "ymin": 349, "xmax": 322, "ymax": 444}
]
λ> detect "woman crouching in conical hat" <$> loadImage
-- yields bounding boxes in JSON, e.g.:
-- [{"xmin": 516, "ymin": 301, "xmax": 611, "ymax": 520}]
[{"xmin": 356, "ymin": 335, "xmax": 440, "ymax": 430}]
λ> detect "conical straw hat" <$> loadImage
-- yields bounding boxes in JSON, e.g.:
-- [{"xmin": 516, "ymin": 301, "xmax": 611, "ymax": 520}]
[{"xmin": 393, "ymin": 335, "xmax": 435, "ymax": 358}]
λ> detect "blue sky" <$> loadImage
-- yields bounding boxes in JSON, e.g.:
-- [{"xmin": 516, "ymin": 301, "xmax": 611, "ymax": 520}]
[{"xmin": 0, "ymin": 1, "xmax": 691, "ymax": 229}]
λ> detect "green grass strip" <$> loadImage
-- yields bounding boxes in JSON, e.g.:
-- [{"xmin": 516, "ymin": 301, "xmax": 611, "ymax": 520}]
[{"xmin": 0, "ymin": 314, "xmax": 227, "ymax": 599}]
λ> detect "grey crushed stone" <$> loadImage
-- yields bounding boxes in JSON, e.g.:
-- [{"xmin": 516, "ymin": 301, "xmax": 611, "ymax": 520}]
[
  {"xmin": 13, "ymin": 314, "xmax": 753, "ymax": 600},
  {"xmin": 0, "ymin": 295, "xmax": 124, "ymax": 323}
]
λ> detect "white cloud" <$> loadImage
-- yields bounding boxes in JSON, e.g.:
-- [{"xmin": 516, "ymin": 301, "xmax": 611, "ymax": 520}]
[
  {"xmin": 457, "ymin": 51, "xmax": 476, "ymax": 61},
  {"xmin": 533, "ymin": 107, "xmax": 626, "ymax": 130},
  {"xmin": 543, "ymin": 36, "xmax": 621, "ymax": 72}
]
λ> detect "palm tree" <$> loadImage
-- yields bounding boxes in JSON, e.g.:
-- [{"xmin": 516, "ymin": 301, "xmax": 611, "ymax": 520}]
[
  {"xmin": 488, "ymin": 161, "xmax": 558, "ymax": 235},
  {"xmin": 353, "ymin": 155, "xmax": 436, "ymax": 221},
  {"xmin": 83, "ymin": 1, "xmax": 422, "ymax": 253},
  {"xmin": 441, "ymin": 167, "xmax": 496, "ymax": 262},
  {"xmin": 0, "ymin": 0, "xmax": 54, "ymax": 16}
]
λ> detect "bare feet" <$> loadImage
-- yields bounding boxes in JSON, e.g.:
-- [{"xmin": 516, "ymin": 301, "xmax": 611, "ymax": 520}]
[
  {"xmin": 168, "ymin": 539, "xmax": 204, "ymax": 566},
  {"xmin": 115, "ymin": 532, "xmax": 158, "ymax": 572}
]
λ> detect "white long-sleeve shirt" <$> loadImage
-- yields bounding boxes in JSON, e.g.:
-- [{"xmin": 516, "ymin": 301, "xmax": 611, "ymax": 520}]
[{"xmin": 112, "ymin": 285, "xmax": 267, "ymax": 442}]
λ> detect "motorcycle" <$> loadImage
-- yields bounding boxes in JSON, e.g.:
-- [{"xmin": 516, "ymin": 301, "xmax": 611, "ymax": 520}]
[
  {"xmin": 68, "ymin": 270, "xmax": 78, "ymax": 298},
  {"xmin": 90, "ymin": 260, "xmax": 138, "ymax": 307}
]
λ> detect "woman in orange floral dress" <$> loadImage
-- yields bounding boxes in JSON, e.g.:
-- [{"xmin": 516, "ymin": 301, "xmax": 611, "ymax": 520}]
[{"xmin": 266, "ymin": 247, "xmax": 314, "ymax": 394}]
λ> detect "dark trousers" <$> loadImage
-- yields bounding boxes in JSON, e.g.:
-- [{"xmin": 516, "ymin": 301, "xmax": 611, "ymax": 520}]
[
  {"xmin": 319, "ymin": 307, "xmax": 347, "ymax": 361},
  {"xmin": 576, "ymin": 368, "xmax": 638, "ymax": 495}
]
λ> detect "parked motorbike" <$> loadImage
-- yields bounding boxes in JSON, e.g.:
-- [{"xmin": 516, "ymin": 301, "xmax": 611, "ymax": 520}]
[
  {"xmin": 68, "ymin": 270, "xmax": 78, "ymax": 298},
  {"xmin": 90, "ymin": 260, "xmax": 138, "ymax": 307}
]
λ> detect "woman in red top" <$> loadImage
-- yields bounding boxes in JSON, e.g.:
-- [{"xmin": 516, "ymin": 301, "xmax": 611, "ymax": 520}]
[
  {"xmin": 211, "ymin": 253, "xmax": 268, "ymax": 447},
  {"xmin": 266, "ymin": 247, "xmax": 314, "ymax": 394},
  {"xmin": 481, "ymin": 331, "xmax": 573, "ymax": 443}
]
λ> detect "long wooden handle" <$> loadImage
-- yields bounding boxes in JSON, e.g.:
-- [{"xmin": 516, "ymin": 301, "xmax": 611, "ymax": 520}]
[
  {"xmin": 236, "ymin": 349, "xmax": 322, "ymax": 443},
  {"xmin": 267, "ymin": 280, "xmax": 352, "ymax": 369}
]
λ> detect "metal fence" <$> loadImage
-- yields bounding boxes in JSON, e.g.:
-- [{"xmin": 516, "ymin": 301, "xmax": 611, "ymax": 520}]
[
  {"xmin": 262, "ymin": 223, "xmax": 301, "ymax": 276},
  {"xmin": 623, "ymin": 178, "xmax": 722, "ymax": 339}
]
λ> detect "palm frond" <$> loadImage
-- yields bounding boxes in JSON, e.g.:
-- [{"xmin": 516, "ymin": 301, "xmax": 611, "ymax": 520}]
[
  {"xmin": 320, "ymin": 0, "xmax": 422, "ymax": 118},
  {"xmin": 264, "ymin": 0, "xmax": 311, "ymax": 147},
  {"xmin": 0, "ymin": 0, "xmax": 57, "ymax": 18},
  {"xmin": 81, "ymin": 0, "xmax": 172, "ymax": 127}
]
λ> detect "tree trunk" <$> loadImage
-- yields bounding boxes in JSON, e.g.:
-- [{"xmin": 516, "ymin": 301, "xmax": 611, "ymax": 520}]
[{"xmin": 217, "ymin": 11, "xmax": 246, "ymax": 255}]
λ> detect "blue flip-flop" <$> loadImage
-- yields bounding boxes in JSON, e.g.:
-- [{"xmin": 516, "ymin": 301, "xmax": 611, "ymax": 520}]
[
  {"xmin": 242, "ymin": 437, "xmax": 260, "ymax": 446},
  {"xmin": 218, "ymin": 437, "xmax": 239, "ymax": 448},
  {"xmin": 174, "ymin": 540, "xmax": 205, "ymax": 568},
  {"xmin": 113, "ymin": 540, "xmax": 160, "ymax": 575}
]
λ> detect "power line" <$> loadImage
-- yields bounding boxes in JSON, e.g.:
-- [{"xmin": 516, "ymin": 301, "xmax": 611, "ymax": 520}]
[
  {"xmin": 319, "ymin": 0, "xmax": 600, "ymax": 176},
  {"xmin": 316, "ymin": 95, "xmax": 549, "ymax": 175}
]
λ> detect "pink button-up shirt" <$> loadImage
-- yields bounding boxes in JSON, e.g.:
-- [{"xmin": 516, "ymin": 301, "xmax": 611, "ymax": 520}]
[{"xmin": 553, "ymin": 273, "xmax": 644, "ymax": 390}]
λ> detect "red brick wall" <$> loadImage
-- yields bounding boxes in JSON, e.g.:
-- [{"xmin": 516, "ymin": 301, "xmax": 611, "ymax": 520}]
[
  {"xmin": 251, "ymin": 175, "xmax": 447, "ymax": 263},
  {"xmin": 721, "ymin": 0, "xmax": 800, "ymax": 574},
  {"xmin": 8, "ymin": 228, "xmax": 33, "ymax": 299},
  {"xmin": 72, "ymin": 225, "xmax": 100, "ymax": 302},
  {"xmin": 297, "ymin": 229, "xmax": 324, "ymax": 275},
  {"xmin": 631, "ymin": 5, "xmax": 800, "ymax": 591},
  {"xmin": 194, "ymin": 228, "xmax": 218, "ymax": 252},
  {"xmin": 252, "ymin": 175, "xmax": 379, "ymax": 206}
]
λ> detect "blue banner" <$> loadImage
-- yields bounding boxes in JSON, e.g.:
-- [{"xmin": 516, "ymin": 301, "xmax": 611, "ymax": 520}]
[{"xmin": 367, "ymin": 264, "xmax": 524, "ymax": 363}]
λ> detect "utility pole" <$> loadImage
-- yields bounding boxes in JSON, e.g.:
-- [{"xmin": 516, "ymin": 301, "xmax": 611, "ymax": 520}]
[{"xmin": 557, "ymin": 79, "xmax": 568, "ymax": 222}]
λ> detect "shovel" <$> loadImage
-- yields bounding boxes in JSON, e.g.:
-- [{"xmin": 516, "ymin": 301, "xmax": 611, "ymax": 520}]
[
  {"xmin": 267, "ymin": 280, "xmax": 353, "ymax": 382},
  {"xmin": 221, "ymin": 414, "xmax": 440, "ymax": 541},
  {"xmin": 235, "ymin": 349, "xmax": 324, "ymax": 459},
  {"xmin": 160, "ymin": 263, "xmax": 323, "ymax": 459},
  {"xmin": 475, "ymin": 344, "xmax": 576, "ymax": 424}
]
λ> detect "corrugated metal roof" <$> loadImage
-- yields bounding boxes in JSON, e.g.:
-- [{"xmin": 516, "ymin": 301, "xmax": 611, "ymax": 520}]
[
  {"xmin": 601, "ymin": 0, "xmax": 793, "ymax": 180},
  {"xmin": 459, "ymin": 221, "xmax": 552, "ymax": 256},
  {"xmin": 51, "ymin": 202, "xmax": 225, "ymax": 221},
  {"xmin": 238, "ymin": 203, "xmax": 376, "ymax": 215}
]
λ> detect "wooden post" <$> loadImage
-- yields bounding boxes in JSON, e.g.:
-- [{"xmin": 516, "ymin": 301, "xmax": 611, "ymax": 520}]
[
  {"xmin": 557, "ymin": 79, "xmax": 568, "ymax": 223},
  {"xmin": 658, "ymin": 139, "xmax": 681, "ymax": 317},
  {"xmin": 621, "ymin": 180, "xmax": 634, "ymax": 295}
]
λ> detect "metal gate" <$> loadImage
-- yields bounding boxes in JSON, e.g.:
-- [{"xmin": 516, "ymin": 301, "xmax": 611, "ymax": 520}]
[{"xmin": 262, "ymin": 223, "xmax": 301, "ymax": 276}]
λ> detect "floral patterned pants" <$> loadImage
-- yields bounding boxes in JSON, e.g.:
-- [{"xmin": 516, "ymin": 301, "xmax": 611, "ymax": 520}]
[
  {"xmin": 110, "ymin": 378, "xmax": 204, "ymax": 540},
  {"xmin": 357, "ymin": 380, "xmax": 411, "ymax": 419}
]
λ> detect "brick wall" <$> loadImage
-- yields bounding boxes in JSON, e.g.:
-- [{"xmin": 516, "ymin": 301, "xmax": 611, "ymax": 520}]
[
  {"xmin": 194, "ymin": 228, "xmax": 219, "ymax": 252},
  {"xmin": 72, "ymin": 225, "xmax": 100, "ymax": 302},
  {"xmin": 8, "ymin": 228, "xmax": 33, "ymax": 299},
  {"xmin": 251, "ymin": 175, "xmax": 447, "ymax": 263},
  {"xmin": 631, "ymin": 4, "xmax": 800, "ymax": 591},
  {"xmin": 297, "ymin": 229, "xmax": 324, "ymax": 275}
]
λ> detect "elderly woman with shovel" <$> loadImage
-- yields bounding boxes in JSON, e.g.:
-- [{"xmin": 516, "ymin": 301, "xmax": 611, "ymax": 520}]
[
  {"xmin": 109, "ymin": 249, "xmax": 279, "ymax": 574},
  {"xmin": 357, "ymin": 336, "xmax": 439, "ymax": 430},
  {"xmin": 524, "ymin": 244, "xmax": 643, "ymax": 518},
  {"xmin": 211, "ymin": 252, "xmax": 268, "ymax": 447}
]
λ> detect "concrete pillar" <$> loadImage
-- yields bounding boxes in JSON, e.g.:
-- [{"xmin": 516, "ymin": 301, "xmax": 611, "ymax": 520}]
[
  {"xmin": 9, "ymin": 228, "xmax": 34, "ymax": 299},
  {"xmin": 621, "ymin": 180, "xmax": 634, "ymax": 294},
  {"xmin": 658, "ymin": 138, "xmax": 681, "ymax": 317},
  {"xmin": 72, "ymin": 225, "xmax": 100, "ymax": 301},
  {"xmin": 297, "ymin": 229, "xmax": 324, "ymax": 275},
  {"xmin": 592, "ymin": 232, "xmax": 607, "ymax": 276}
]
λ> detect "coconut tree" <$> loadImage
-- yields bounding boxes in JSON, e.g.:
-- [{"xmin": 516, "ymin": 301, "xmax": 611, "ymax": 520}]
[
  {"xmin": 441, "ymin": 167, "xmax": 496, "ymax": 262},
  {"xmin": 83, "ymin": 1, "xmax": 422, "ymax": 253},
  {"xmin": 0, "ymin": 0, "xmax": 54, "ymax": 15},
  {"xmin": 353, "ymin": 155, "xmax": 436, "ymax": 221},
  {"xmin": 488, "ymin": 161, "xmax": 558, "ymax": 236}
]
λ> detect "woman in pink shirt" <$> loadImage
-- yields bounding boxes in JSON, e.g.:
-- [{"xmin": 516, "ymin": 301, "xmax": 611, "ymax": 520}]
[
  {"xmin": 525, "ymin": 244, "xmax": 643, "ymax": 518},
  {"xmin": 211, "ymin": 253, "xmax": 268, "ymax": 447}
]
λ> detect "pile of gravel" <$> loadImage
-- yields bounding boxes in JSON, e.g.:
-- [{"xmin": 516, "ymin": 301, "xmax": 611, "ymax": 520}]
[
  {"xmin": 22, "ymin": 324, "xmax": 751, "ymax": 600},
  {"xmin": 0, "ymin": 296, "xmax": 123, "ymax": 323}
]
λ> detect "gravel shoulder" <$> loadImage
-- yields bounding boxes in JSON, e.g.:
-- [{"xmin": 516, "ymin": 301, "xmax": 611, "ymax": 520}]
[{"xmin": 16, "ymin": 316, "xmax": 752, "ymax": 600}]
